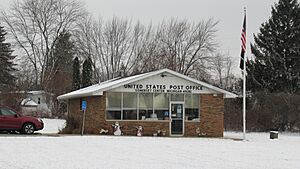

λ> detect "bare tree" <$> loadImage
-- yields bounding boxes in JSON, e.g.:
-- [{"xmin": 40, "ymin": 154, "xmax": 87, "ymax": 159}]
[
  {"xmin": 211, "ymin": 52, "xmax": 234, "ymax": 90},
  {"xmin": 1, "ymin": 0, "xmax": 85, "ymax": 90},
  {"xmin": 133, "ymin": 24, "xmax": 161, "ymax": 73},
  {"xmin": 75, "ymin": 16, "xmax": 146, "ymax": 81},
  {"xmin": 76, "ymin": 17, "xmax": 219, "ymax": 82},
  {"xmin": 156, "ymin": 18, "xmax": 218, "ymax": 75},
  {"xmin": 211, "ymin": 53, "xmax": 225, "ymax": 87}
]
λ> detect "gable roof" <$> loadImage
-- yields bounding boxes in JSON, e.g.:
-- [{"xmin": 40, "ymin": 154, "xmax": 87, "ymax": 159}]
[{"xmin": 57, "ymin": 69, "xmax": 237, "ymax": 100}]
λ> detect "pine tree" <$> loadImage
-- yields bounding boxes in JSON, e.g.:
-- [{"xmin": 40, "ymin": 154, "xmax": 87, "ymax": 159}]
[
  {"xmin": 49, "ymin": 32, "xmax": 75, "ymax": 94},
  {"xmin": 0, "ymin": 25, "xmax": 16, "ymax": 90},
  {"xmin": 72, "ymin": 57, "xmax": 81, "ymax": 90},
  {"xmin": 52, "ymin": 32, "xmax": 74, "ymax": 74},
  {"xmin": 247, "ymin": 0, "xmax": 300, "ymax": 93},
  {"xmin": 82, "ymin": 58, "xmax": 93, "ymax": 88}
]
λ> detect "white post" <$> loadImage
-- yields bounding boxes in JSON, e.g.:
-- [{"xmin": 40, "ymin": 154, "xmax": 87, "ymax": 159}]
[
  {"xmin": 243, "ymin": 54, "xmax": 246, "ymax": 141},
  {"xmin": 243, "ymin": 7, "xmax": 247, "ymax": 141},
  {"xmin": 81, "ymin": 109, "xmax": 86, "ymax": 136}
]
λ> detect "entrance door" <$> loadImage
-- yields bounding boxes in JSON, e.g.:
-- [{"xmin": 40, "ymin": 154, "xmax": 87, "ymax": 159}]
[{"xmin": 170, "ymin": 102, "xmax": 184, "ymax": 136}]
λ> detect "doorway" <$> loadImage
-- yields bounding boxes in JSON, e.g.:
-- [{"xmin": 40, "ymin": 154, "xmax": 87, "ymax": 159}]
[{"xmin": 169, "ymin": 102, "xmax": 184, "ymax": 136}]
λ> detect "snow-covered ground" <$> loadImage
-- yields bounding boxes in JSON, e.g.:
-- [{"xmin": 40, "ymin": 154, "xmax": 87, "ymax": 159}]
[
  {"xmin": 0, "ymin": 119, "xmax": 300, "ymax": 169},
  {"xmin": 39, "ymin": 118, "xmax": 66, "ymax": 134}
]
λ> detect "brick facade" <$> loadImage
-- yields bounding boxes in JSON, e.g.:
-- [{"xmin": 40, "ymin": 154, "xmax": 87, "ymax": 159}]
[{"xmin": 67, "ymin": 93, "xmax": 224, "ymax": 137}]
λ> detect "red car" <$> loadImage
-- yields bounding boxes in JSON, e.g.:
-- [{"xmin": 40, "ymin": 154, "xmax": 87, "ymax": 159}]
[{"xmin": 0, "ymin": 107, "xmax": 44, "ymax": 134}]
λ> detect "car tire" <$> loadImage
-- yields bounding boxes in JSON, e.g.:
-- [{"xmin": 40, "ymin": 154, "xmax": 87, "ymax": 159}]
[{"xmin": 22, "ymin": 123, "xmax": 35, "ymax": 134}]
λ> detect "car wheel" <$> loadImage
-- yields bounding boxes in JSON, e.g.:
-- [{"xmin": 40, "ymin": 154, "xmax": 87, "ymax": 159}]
[{"xmin": 22, "ymin": 123, "xmax": 35, "ymax": 134}]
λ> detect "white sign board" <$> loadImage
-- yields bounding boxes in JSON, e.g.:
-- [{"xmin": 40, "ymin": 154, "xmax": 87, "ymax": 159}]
[
  {"xmin": 109, "ymin": 72, "xmax": 216, "ymax": 94},
  {"xmin": 123, "ymin": 84, "xmax": 202, "ymax": 93}
]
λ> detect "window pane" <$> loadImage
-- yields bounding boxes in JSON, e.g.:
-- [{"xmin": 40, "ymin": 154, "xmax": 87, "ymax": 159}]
[
  {"xmin": 1, "ymin": 109, "xmax": 16, "ymax": 115},
  {"xmin": 154, "ymin": 109, "xmax": 169, "ymax": 120},
  {"xmin": 171, "ymin": 94, "xmax": 184, "ymax": 101},
  {"xmin": 185, "ymin": 108, "xmax": 199, "ymax": 121},
  {"xmin": 106, "ymin": 110, "xmax": 121, "ymax": 120},
  {"xmin": 185, "ymin": 94, "xmax": 199, "ymax": 121},
  {"xmin": 107, "ymin": 92, "xmax": 121, "ymax": 108},
  {"xmin": 123, "ymin": 93, "xmax": 137, "ymax": 108},
  {"xmin": 139, "ymin": 93, "xmax": 153, "ymax": 109},
  {"xmin": 154, "ymin": 93, "xmax": 169, "ymax": 109},
  {"xmin": 185, "ymin": 94, "xmax": 192, "ymax": 108},
  {"xmin": 123, "ymin": 110, "xmax": 137, "ymax": 120},
  {"xmin": 192, "ymin": 94, "xmax": 199, "ymax": 108},
  {"xmin": 139, "ymin": 109, "xmax": 153, "ymax": 120}
]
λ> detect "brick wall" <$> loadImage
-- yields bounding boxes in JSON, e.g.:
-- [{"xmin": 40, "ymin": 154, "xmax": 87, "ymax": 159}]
[
  {"xmin": 199, "ymin": 94, "xmax": 224, "ymax": 137},
  {"xmin": 67, "ymin": 93, "xmax": 224, "ymax": 137}
]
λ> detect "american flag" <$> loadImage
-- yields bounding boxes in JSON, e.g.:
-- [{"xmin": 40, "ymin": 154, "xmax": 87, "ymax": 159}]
[{"xmin": 240, "ymin": 13, "xmax": 246, "ymax": 70}]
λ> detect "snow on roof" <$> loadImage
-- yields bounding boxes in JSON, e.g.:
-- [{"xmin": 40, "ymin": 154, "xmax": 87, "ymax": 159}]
[
  {"xmin": 26, "ymin": 90, "xmax": 55, "ymax": 96},
  {"xmin": 21, "ymin": 98, "xmax": 38, "ymax": 107},
  {"xmin": 57, "ymin": 69, "xmax": 237, "ymax": 100},
  {"xmin": 0, "ymin": 90, "xmax": 54, "ymax": 96}
]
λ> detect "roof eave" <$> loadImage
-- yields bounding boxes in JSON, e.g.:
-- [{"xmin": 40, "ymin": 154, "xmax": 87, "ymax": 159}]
[
  {"xmin": 57, "ymin": 68, "xmax": 238, "ymax": 100},
  {"xmin": 57, "ymin": 91, "xmax": 104, "ymax": 100}
]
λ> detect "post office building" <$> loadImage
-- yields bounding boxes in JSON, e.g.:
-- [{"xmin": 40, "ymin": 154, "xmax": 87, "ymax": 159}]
[{"xmin": 58, "ymin": 69, "xmax": 236, "ymax": 137}]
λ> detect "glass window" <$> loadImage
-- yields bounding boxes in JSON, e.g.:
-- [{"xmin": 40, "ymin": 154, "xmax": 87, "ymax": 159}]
[
  {"xmin": 139, "ymin": 93, "xmax": 155, "ymax": 120},
  {"xmin": 139, "ymin": 109, "xmax": 153, "ymax": 120},
  {"xmin": 139, "ymin": 93, "xmax": 153, "ymax": 109},
  {"xmin": 106, "ymin": 92, "xmax": 122, "ymax": 120},
  {"xmin": 106, "ymin": 110, "xmax": 121, "ymax": 120},
  {"xmin": 0, "ymin": 108, "xmax": 17, "ymax": 116},
  {"xmin": 105, "ymin": 92, "xmax": 194, "ymax": 121},
  {"xmin": 123, "ymin": 110, "xmax": 137, "ymax": 120},
  {"xmin": 185, "ymin": 94, "xmax": 192, "ymax": 108},
  {"xmin": 185, "ymin": 94, "xmax": 200, "ymax": 121},
  {"xmin": 154, "ymin": 93, "xmax": 169, "ymax": 120},
  {"xmin": 154, "ymin": 110, "xmax": 169, "ymax": 120},
  {"xmin": 185, "ymin": 108, "xmax": 199, "ymax": 121},
  {"xmin": 107, "ymin": 92, "xmax": 122, "ymax": 108},
  {"xmin": 171, "ymin": 94, "xmax": 184, "ymax": 101},
  {"xmin": 123, "ymin": 93, "xmax": 137, "ymax": 108},
  {"xmin": 154, "ymin": 93, "xmax": 169, "ymax": 109},
  {"xmin": 123, "ymin": 93, "xmax": 138, "ymax": 120},
  {"xmin": 192, "ymin": 94, "xmax": 199, "ymax": 108}
]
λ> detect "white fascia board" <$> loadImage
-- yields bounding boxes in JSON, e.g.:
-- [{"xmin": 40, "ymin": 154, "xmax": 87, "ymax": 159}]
[
  {"xmin": 57, "ymin": 91, "xmax": 105, "ymax": 100},
  {"xmin": 164, "ymin": 69, "xmax": 237, "ymax": 98},
  {"xmin": 92, "ymin": 91, "xmax": 103, "ymax": 96}
]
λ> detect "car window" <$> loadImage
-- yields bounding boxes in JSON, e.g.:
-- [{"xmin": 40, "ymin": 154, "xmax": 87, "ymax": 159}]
[{"xmin": 0, "ymin": 109, "xmax": 17, "ymax": 116}]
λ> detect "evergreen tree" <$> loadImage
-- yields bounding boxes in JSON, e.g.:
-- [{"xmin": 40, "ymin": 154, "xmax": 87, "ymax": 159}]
[
  {"xmin": 82, "ymin": 58, "xmax": 93, "ymax": 88},
  {"xmin": 49, "ymin": 32, "xmax": 75, "ymax": 94},
  {"xmin": 52, "ymin": 32, "xmax": 74, "ymax": 74},
  {"xmin": 247, "ymin": 0, "xmax": 300, "ymax": 93},
  {"xmin": 72, "ymin": 57, "xmax": 81, "ymax": 90},
  {"xmin": 0, "ymin": 25, "xmax": 16, "ymax": 90}
]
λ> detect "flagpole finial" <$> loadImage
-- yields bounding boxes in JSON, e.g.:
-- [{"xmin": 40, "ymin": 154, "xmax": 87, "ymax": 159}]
[{"xmin": 244, "ymin": 7, "xmax": 246, "ymax": 13}]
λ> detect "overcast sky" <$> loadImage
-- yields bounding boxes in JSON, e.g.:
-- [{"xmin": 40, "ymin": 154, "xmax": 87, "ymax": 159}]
[{"xmin": 0, "ymin": 0, "xmax": 278, "ymax": 75}]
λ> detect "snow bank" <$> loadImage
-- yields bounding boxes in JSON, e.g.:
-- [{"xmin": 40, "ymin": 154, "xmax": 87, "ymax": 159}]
[{"xmin": 39, "ymin": 118, "xmax": 66, "ymax": 134}]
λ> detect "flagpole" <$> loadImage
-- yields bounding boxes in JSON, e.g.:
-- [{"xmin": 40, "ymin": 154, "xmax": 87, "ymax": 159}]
[{"xmin": 243, "ymin": 7, "xmax": 247, "ymax": 141}]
